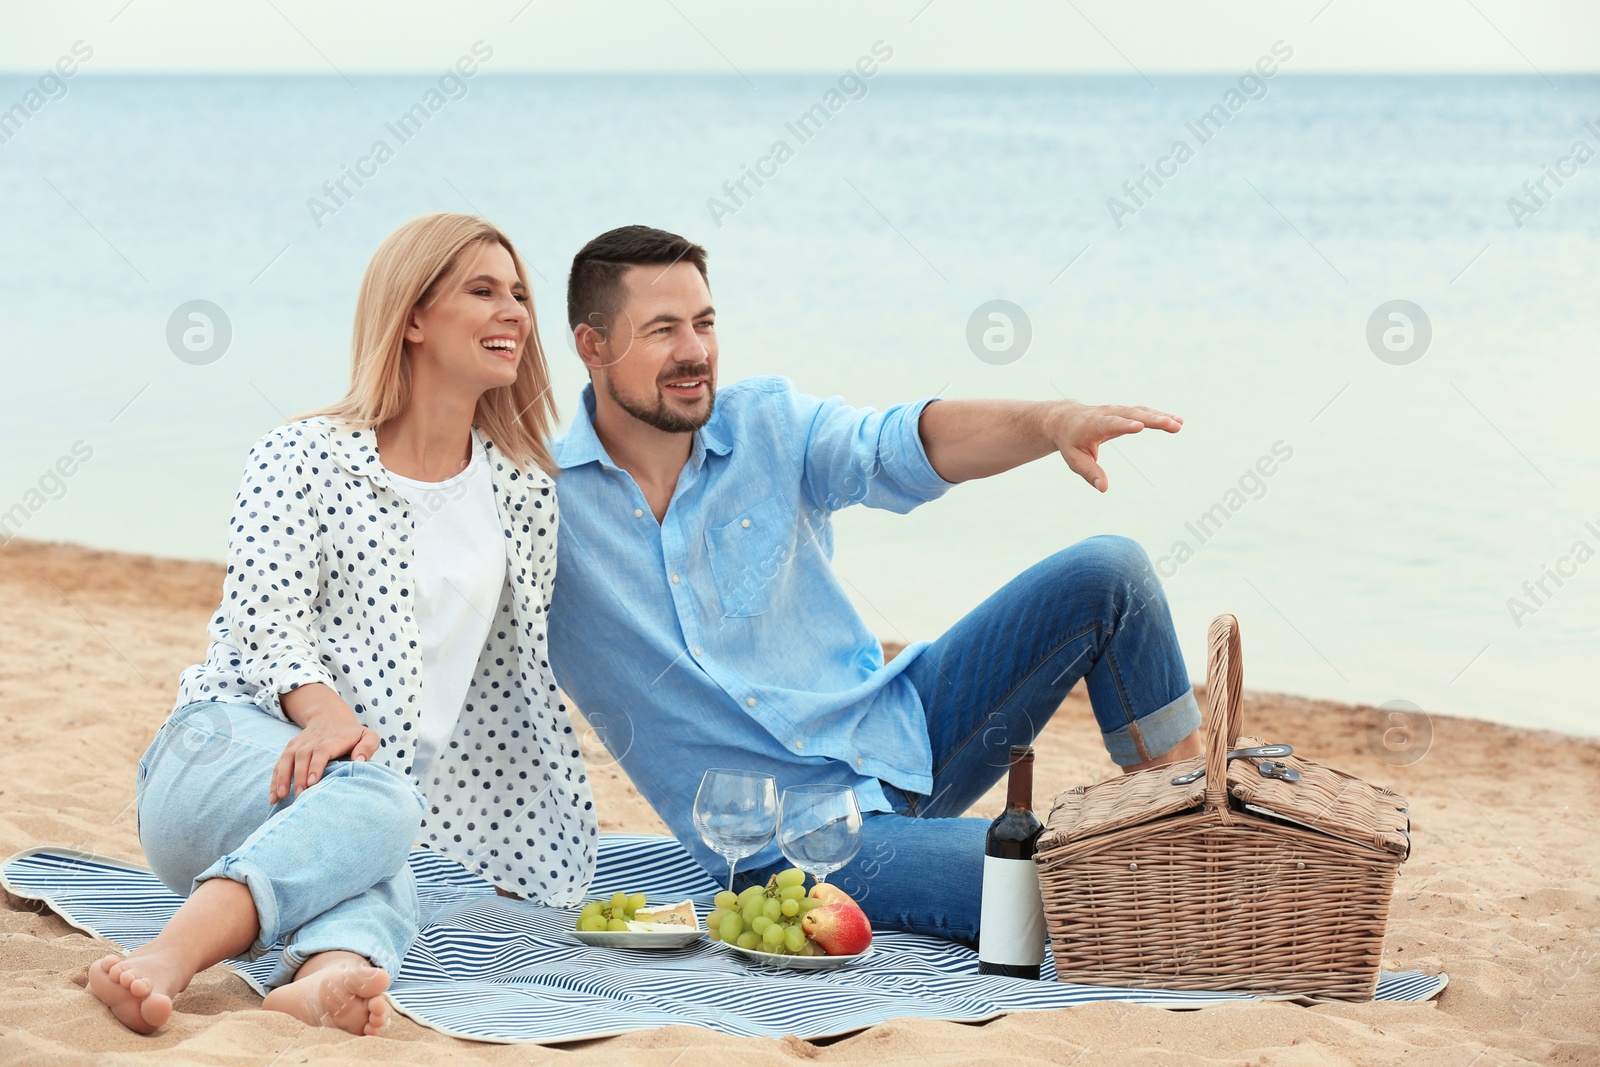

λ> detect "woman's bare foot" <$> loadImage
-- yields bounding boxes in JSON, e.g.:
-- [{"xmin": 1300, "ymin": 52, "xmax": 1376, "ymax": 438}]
[
  {"xmin": 85, "ymin": 875, "xmax": 260, "ymax": 1035},
  {"xmin": 261, "ymin": 953, "xmax": 393, "ymax": 1036},
  {"xmin": 87, "ymin": 950, "xmax": 190, "ymax": 1034}
]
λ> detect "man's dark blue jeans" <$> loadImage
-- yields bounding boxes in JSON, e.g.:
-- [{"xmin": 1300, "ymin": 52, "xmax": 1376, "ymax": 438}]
[{"xmin": 739, "ymin": 535, "xmax": 1200, "ymax": 945}]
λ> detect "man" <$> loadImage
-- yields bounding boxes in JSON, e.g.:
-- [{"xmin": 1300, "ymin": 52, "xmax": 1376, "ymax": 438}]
[{"xmin": 548, "ymin": 225, "xmax": 1202, "ymax": 942}]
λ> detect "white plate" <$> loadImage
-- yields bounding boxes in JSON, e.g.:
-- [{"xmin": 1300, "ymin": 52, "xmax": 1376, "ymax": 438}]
[
  {"xmin": 716, "ymin": 940, "xmax": 873, "ymax": 970},
  {"xmin": 570, "ymin": 928, "xmax": 704, "ymax": 950}
]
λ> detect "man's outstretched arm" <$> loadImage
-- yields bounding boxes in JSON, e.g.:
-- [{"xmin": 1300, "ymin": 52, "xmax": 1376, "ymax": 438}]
[{"xmin": 918, "ymin": 398, "xmax": 1183, "ymax": 492}]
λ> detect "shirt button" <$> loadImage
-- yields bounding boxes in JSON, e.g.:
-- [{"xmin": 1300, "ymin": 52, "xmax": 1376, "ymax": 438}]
[
  {"xmin": 670, "ymin": 573, "xmax": 680, "ymax": 584},
  {"xmin": 741, "ymin": 519, "xmax": 751, "ymax": 528},
  {"xmin": 634, "ymin": 508, "xmax": 643, "ymax": 518},
  {"xmin": 796, "ymin": 740, "xmax": 804, "ymax": 750},
  {"xmin": 746, "ymin": 697, "xmax": 757, "ymax": 707},
  {"xmin": 693, "ymin": 647, "xmax": 703, "ymax": 656},
  {"xmin": 856, "ymin": 758, "xmax": 863, "ymax": 767}
]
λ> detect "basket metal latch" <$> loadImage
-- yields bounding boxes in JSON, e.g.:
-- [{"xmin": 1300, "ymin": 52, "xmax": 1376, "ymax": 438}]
[
  {"xmin": 1257, "ymin": 760, "xmax": 1301, "ymax": 782},
  {"xmin": 1169, "ymin": 744, "xmax": 1294, "ymax": 786}
]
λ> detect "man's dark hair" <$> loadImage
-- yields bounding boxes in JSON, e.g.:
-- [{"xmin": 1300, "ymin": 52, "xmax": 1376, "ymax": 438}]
[{"xmin": 566, "ymin": 225, "xmax": 710, "ymax": 331}]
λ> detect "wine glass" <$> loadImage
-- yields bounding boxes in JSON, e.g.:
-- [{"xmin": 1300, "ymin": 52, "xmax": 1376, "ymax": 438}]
[
  {"xmin": 777, "ymin": 784, "xmax": 862, "ymax": 885},
  {"xmin": 693, "ymin": 768, "xmax": 778, "ymax": 892}
]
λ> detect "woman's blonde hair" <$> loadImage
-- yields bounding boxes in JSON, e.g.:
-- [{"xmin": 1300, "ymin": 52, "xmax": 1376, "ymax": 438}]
[{"xmin": 300, "ymin": 212, "xmax": 558, "ymax": 473}]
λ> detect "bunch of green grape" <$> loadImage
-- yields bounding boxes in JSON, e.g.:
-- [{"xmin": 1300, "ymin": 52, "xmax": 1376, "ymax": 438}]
[
  {"xmin": 705, "ymin": 868, "xmax": 826, "ymax": 955},
  {"xmin": 576, "ymin": 891, "xmax": 649, "ymax": 931}
]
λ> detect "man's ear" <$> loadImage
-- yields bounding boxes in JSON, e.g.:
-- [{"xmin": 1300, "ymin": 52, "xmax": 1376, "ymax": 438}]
[
  {"xmin": 573, "ymin": 322, "xmax": 608, "ymax": 372},
  {"xmin": 578, "ymin": 309, "xmax": 636, "ymax": 369}
]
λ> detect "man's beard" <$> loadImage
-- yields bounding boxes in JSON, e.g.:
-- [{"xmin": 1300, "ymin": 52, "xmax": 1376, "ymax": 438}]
[{"xmin": 605, "ymin": 366, "xmax": 716, "ymax": 433}]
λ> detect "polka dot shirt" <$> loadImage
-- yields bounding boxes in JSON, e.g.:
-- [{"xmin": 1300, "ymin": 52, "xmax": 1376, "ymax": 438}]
[{"xmin": 175, "ymin": 417, "xmax": 598, "ymax": 904}]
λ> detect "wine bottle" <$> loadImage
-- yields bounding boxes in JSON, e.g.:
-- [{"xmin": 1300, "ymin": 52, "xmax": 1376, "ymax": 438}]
[{"xmin": 977, "ymin": 744, "xmax": 1046, "ymax": 978}]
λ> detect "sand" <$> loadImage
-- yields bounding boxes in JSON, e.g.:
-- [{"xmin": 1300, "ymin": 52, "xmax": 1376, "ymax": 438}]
[{"xmin": 0, "ymin": 537, "xmax": 1595, "ymax": 1066}]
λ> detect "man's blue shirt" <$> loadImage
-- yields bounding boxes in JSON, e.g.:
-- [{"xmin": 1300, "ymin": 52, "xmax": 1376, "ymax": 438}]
[{"xmin": 547, "ymin": 376, "xmax": 955, "ymax": 874}]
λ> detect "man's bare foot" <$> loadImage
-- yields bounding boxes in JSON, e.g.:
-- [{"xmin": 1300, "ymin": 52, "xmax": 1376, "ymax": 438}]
[
  {"xmin": 87, "ymin": 951, "xmax": 188, "ymax": 1034},
  {"xmin": 1122, "ymin": 729, "xmax": 1205, "ymax": 774},
  {"xmin": 261, "ymin": 962, "xmax": 392, "ymax": 1036}
]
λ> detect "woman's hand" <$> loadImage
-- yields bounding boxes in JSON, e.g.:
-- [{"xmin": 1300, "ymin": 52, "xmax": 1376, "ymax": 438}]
[{"xmin": 271, "ymin": 683, "xmax": 381, "ymax": 803}]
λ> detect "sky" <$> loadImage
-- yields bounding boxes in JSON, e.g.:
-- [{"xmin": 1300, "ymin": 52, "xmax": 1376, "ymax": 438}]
[{"xmin": 0, "ymin": 0, "xmax": 1596, "ymax": 75}]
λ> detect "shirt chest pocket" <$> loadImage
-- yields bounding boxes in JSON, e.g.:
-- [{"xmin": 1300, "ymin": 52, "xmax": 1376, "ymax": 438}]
[{"xmin": 704, "ymin": 497, "xmax": 795, "ymax": 618}]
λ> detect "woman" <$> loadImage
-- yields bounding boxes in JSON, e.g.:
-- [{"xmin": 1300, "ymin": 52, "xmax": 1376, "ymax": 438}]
[{"xmin": 88, "ymin": 213, "xmax": 597, "ymax": 1035}]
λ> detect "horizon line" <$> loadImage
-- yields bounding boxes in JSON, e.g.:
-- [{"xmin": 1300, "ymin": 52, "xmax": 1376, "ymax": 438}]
[{"xmin": 3, "ymin": 68, "xmax": 1597, "ymax": 77}]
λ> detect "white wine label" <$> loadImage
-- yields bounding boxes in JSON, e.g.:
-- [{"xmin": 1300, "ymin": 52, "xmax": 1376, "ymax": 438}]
[{"xmin": 977, "ymin": 855, "xmax": 1046, "ymax": 967}]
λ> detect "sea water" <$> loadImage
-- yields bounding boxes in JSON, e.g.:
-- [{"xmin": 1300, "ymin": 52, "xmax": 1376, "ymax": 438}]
[{"xmin": 0, "ymin": 72, "xmax": 1595, "ymax": 738}]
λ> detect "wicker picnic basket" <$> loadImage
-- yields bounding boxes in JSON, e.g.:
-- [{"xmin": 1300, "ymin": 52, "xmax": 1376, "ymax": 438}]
[{"xmin": 1033, "ymin": 614, "xmax": 1412, "ymax": 1001}]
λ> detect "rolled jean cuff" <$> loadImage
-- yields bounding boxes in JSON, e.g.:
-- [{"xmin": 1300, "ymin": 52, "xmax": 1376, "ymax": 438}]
[
  {"xmin": 268, "ymin": 928, "xmax": 412, "ymax": 990},
  {"xmin": 1102, "ymin": 687, "xmax": 1201, "ymax": 766}
]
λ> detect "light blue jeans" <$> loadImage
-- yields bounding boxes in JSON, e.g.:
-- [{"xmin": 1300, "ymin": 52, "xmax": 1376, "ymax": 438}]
[
  {"xmin": 136, "ymin": 700, "xmax": 425, "ymax": 988},
  {"xmin": 740, "ymin": 536, "xmax": 1201, "ymax": 946}
]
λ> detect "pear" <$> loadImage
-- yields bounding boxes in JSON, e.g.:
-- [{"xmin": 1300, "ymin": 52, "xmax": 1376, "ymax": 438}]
[
  {"xmin": 807, "ymin": 882, "xmax": 861, "ymax": 909},
  {"xmin": 800, "ymin": 899, "xmax": 873, "ymax": 955}
]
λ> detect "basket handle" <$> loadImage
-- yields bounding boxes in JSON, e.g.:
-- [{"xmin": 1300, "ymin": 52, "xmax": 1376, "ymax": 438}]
[{"xmin": 1203, "ymin": 614, "xmax": 1244, "ymax": 816}]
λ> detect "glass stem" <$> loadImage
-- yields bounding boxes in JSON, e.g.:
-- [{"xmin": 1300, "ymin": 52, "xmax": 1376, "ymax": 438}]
[{"xmin": 726, "ymin": 854, "xmax": 739, "ymax": 893}]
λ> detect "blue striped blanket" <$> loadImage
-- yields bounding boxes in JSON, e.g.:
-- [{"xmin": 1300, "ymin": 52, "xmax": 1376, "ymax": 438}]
[{"xmin": 1, "ymin": 835, "xmax": 1446, "ymax": 1043}]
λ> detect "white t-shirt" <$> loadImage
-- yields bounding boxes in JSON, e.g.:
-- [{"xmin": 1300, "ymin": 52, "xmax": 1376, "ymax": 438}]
[{"xmin": 384, "ymin": 435, "xmax": 506, "ymax": 778}]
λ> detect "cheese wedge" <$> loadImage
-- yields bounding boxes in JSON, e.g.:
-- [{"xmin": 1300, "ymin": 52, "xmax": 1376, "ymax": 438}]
[{"xmin": 627, "ymin": 900, "xmax": 697, "ymax": 930}]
